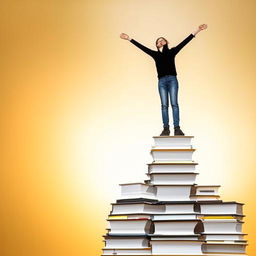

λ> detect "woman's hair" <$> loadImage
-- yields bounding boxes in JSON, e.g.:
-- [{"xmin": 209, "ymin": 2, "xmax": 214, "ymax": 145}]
[{"xmin": 155, "ymin": 37, "xmax": 168, "ymax": 48}]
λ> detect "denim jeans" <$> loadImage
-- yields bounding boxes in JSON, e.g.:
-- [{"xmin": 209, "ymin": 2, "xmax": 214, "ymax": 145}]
[{"xmin": 158, "ymin": 75, "xmax": 179, "ymax": 127}]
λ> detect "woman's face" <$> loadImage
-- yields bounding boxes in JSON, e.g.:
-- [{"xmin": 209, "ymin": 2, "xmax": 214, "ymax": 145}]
[{"xmin": 156, "ymin": 38, "xmax": 168, "ymax": 48}]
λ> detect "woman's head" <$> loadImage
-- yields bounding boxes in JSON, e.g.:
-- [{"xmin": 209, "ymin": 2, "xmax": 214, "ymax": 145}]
[{"xmin": 156, "ymin": 37, "xmax": 169, "ymax": 49}]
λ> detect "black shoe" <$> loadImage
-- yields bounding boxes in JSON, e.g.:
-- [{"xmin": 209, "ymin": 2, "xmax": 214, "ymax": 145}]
[
  {"xmin": 174, "ymin": 126, "xmax": 185, "ymax": 136},
  {"xmin": 160, "ymin": 125, "xmax": 170, "ymax": 136}
]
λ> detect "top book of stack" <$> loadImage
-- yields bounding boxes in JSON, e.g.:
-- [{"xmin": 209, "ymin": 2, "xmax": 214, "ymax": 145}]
[{"xmin": 152, "ymin": 136, "xmax": 194, "ymax": 149}]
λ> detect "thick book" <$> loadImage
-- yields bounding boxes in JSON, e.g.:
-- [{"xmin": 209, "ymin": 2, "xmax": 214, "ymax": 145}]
[
  {"xmin": 164, "ymin": 202, "xmax": 200, "ymax": 214},
  {"xmin": 202, "ymin": 241, "xmax": 247, "ymax": 254},
  {"xmin": 150, "ymin": 240, "xmax": 204, "ymax": 255},
  {"xmin": 155, "ymin": 184, "xmax": 194, "ymax": 201},
  {"xmin": 151, "ymin": 148, "xmax": 195, "ymax": 162},
  {"xmin": 200, "ymin": 202, "xmax": 243, "ymax": 215},
  {"xmin": 152, "ymin": 219, "xmax": 203, "ymax": 236},
  {"xmin": 118, "ymin": 183, "xmax": 156, "ymax": 200},
  {"xmin": 148, "ymin": 162, "xmax": 198, "ymax": 173},
  {"xmin": 103, "ymin": 235, "xmax": 149, "ymax": 248},
  {"xmin": 148, "ymin": 172, "xmax": 198, "ymax": 185},
  {"xmin": 111, "ymin": 202, "xmax": 165, "ymax": 215},
  {"xmin": 202, "ymin": 220, "xmax": 243, "ymax": 233},
  {"xmin": 107, "ymin": 219, "xmax": 153, "ymax": 235},
  {"xmin": 152, "ymin": 136, "xmax": 194, "ymax": 149}
]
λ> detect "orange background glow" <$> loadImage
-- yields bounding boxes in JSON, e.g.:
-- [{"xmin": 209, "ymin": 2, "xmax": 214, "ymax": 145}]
[{"xmin": 1, "ymin": 0, "xmax": 256, "ymax": 255}]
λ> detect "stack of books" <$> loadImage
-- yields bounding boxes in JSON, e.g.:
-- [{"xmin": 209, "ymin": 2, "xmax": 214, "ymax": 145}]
[
  {"xmin": 200, "ymin": 202, "xmax": 247, "ymax": 254},
  {"xmin": 102, "ymin": 136, "xmax": 248, "ymax": 255}
]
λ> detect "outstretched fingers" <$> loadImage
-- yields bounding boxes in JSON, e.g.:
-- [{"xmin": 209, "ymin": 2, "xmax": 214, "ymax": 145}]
[{"xmin": 199, "ymin": 24, "xmax": 208, "ymax": 30}]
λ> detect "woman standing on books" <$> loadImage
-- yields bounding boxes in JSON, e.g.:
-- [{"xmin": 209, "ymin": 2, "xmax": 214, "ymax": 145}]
[{"xmin": 120, "ymin": 24, "xmax": 207, "ymax": 136}]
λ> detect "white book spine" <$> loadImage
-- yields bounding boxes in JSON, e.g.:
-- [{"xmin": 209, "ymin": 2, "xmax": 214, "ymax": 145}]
[
  {"xmin": 150, "ymin": 173, "xmax": 197, "ymax": 185},
  {"xmin": 149, "ymin": 164, "xmax": 196, "ymax": 173},
  {"xmin": 151, "ymin": 241, "xmax": 203, "ymax": 255},
  {"xmin": 108, "ymin": 219, "xmax": 151, "ymax": 234},
  {"xmin": 153, "ymin": 221, "xmax": 200, "ymax": 235},
  {"xmin": 200, "ymin": 204, "xmax": 243, "ymax": 215},
  {"xmin": 104, "ymin": 238, "xmax": 149, "ymax": 248},
  {"xmin": 111, "ymin": 204, "xmax": 165, "ymax": 215},
  {"xmin": 202, "ymin": 243, "xmax": 246, "ymax": 254},
  {"xmin": 203, "ymin": 222, "xmax": 243, "ymax": 233},
  {"xmin": 151, "ymin": 150, "xmax": 194, "ymax": 162},
  {"xmin": 155, "ymin": 185, "xmax": 192, "ymax": 201},
  {"xmin": 165, "ymin": 204, "xmax": 196, "ymax": 214},
  {"xmin": 153, "ymin": 137, "xmax": 193, "ymax": 148}
]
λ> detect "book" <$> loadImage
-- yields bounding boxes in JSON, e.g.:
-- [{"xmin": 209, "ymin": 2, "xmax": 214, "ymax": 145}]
[
  {"xmin": 155, "ymin": 185, "xmax": 194, "ymax": 201},
  {"xmin": 193, "ymin": 185, "xmax": 220, "ymax": 195},
  {"xmin": 107, "ymin": 219, "xmax": 153, "ymax": 235},
  {"xmin": 152, "ymin": 136, "xmax": 194, "ymax": 149},
  {"xmin": 153, "ymin": 219, "xmax": 203, "ymax": 235},
  {"xmin": 165, "ymin": 202, "xmax": 200, "ymax": 214},
  {"xmin": 150, "ymin": 240, "xmax": 204, "ymax": 255},
  {"xmin": 202, "ymin": 242, "xmax": 247, "ymax": 254},
  {"xmin": 200, "ymin": 202, "xmax": 243, "ymax": 215},
  {"xmin": 151, "ymin": 148, "xmax": 195, "ymax": 162},
  {"xmin": 148, "ymin": 162, "xmax": 198, "ymax": 173},
  {"xmin": 190, "ymin": 185, "xmax": 221, "ymax": 201},
  {"xmin": 111, "ymin": 202, "xmax": 165, "ymax": 215},
  {"xmin": 148, "ymin": 172, "xmax": 198, "ymax": 185},
  {"xmin": 103, "ymin": 235, "xmax": 149, "ymax": 248},
  {"xmin": 118, "ymin": 183, "xmax": 156, "ymax": 200},
  {"xmin": 202, "ymin": 220, "xmax": 243, "ymax": 233}
]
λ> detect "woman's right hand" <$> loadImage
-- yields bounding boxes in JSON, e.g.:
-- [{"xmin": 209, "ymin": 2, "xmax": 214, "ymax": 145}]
[
  {"xmin": 120, "ymin": 33, "xmax": 130, "ymax": 41},
  {"xmin": 199, "ymin": 24, "xmax": 208, "ymax": 30}
]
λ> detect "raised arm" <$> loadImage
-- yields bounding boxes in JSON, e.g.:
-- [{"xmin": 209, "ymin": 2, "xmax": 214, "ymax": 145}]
[
  {"xmin": 173, "ymin": 34, "xmax": 195, "ymax": 55},
  {"xmin": 173, "ymin": 24, "xmax": 208, "ymax": 55},
  {"xmin": 120, "ymin": 33, "xmax": 155, "ymax": 58}
]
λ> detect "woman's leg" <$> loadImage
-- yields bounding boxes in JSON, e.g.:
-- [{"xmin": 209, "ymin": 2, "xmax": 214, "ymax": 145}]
[
  {"xmin": 158, "ymin": 78, "xmax": 169, "ymax": 127},
  {"xmin": 168, "ymin": 76, "xmax": 180, "ymax": 127}
]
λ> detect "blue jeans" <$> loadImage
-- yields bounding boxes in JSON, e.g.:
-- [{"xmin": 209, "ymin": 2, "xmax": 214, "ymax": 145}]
[{"xmin": 158, "ymin": 75, "xmax": 179, "ymax": 127}]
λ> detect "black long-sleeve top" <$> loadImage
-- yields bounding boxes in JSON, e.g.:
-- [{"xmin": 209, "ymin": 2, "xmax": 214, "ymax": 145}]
[{"xmin": 130, "ymin": 34, "xmax": 195, "ymax": 79}]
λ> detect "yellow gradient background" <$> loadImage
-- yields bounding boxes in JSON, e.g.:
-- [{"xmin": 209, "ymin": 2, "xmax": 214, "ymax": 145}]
[{"xmin": 1, "ymin": 0, "xmax": 256, "ymax": 255}]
